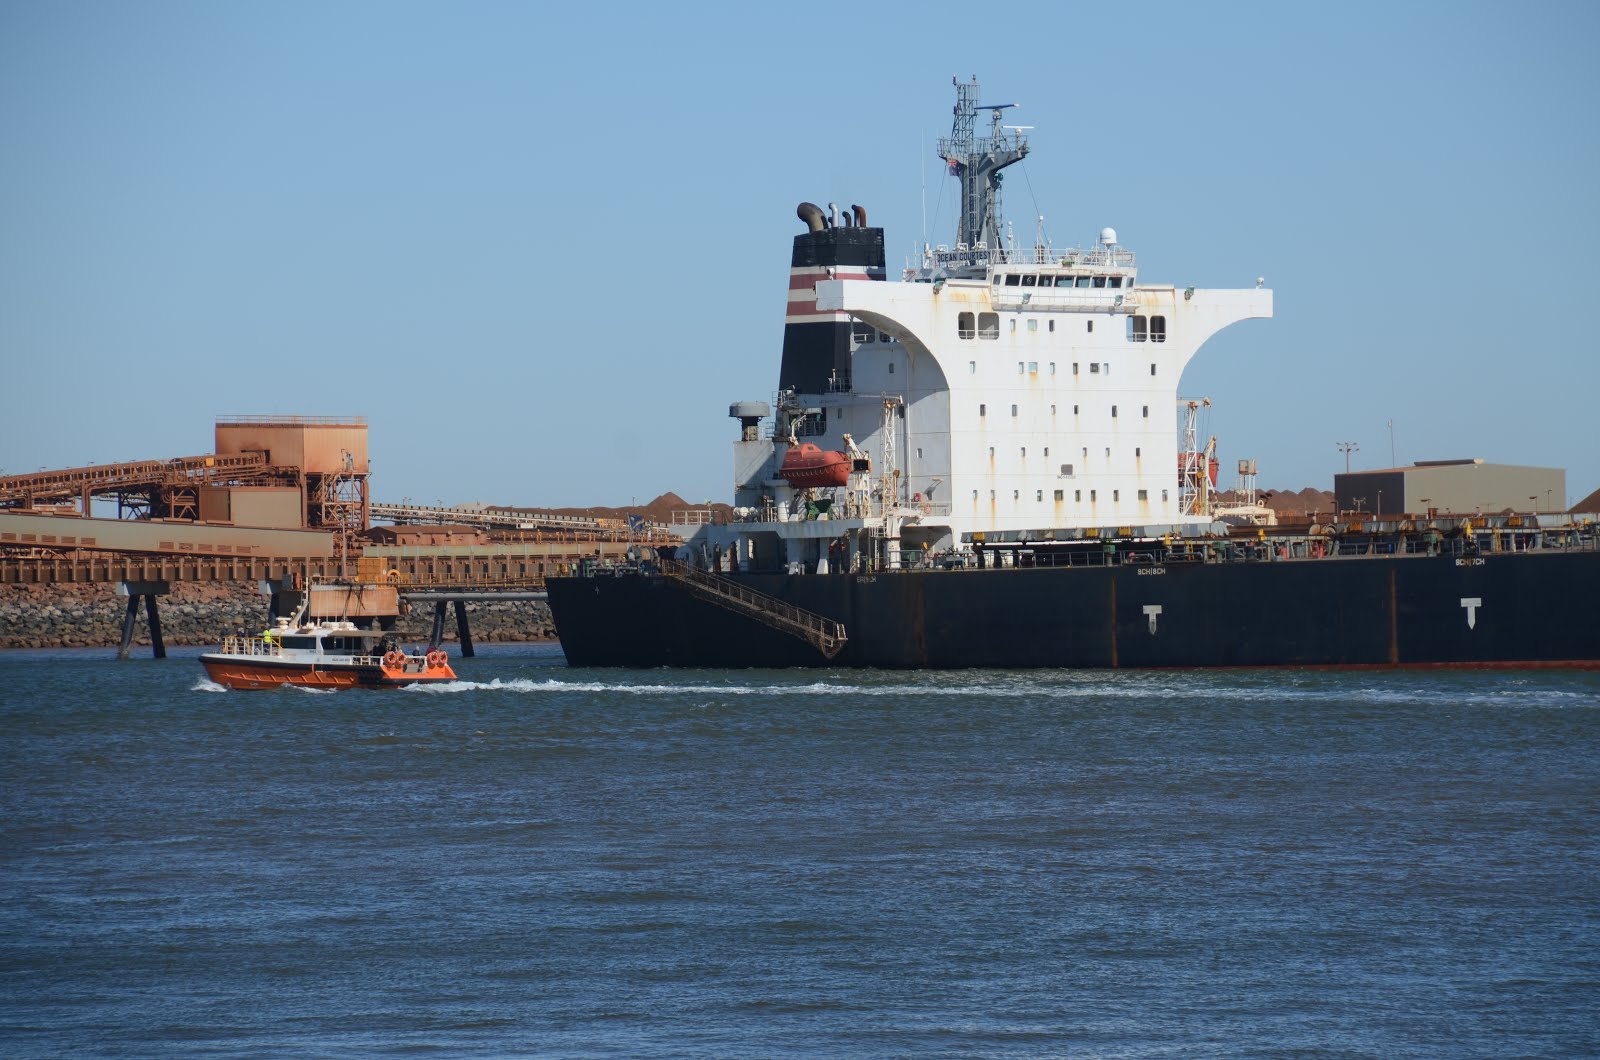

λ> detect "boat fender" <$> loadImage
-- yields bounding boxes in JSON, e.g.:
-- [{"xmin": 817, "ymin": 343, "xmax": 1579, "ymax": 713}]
[{"xmin": 383, "ymin": 651, "xmax": 404, "ymax": 667}]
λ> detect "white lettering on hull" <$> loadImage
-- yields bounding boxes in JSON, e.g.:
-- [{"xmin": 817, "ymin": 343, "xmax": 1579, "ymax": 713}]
[
  {"xmin": 1461, "ymin": 597, "xmax": 1482, "ymax": 630},
  {"xmin": 1143, "ymin": 604, "xmax": 1163, "ymax": 635}
]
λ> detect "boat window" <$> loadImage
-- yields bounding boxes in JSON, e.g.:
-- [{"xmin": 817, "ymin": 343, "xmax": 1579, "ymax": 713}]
[
  {"xmin": 1017, "ymin": 362, "xmax": 1024, "ymax": 374},
  {"xmin": 888, "ymin": 362, "xmax": 894, "ymax": 374},
  {"xmin": 1093, "ymin": 276, "xmax": 1107, "ymax": 288},
  {"xmin": 1150, "ymin": 315, "xmax": 1167, "ymax": 343},
  {"xmin": 1073, "ymin": 362, "xmax": 1079, "ymax": 375},
  {"xmin": 1087, "ymin": 320, "xmax": 1094, "ymax": 333},
  {"xmin": 1129, "ymin": 317, "xmax": 1147, "ymax": 342},
  {"xmin": 992, "ymin": 274, "xmax": 1003, "ymax": 284},
  {"xmin": 977, "ymin": 312, "xmax": 999, "ymax": 339},
  {"xmin": 1112, "ymin": 405, "xmax": 1118, "ymax": 418},
  {"xmin": 1009, "ymin": 319, "xmax": 1016, "ymax": 334},
  {"xmin": 1075, "ymin": 490, "xmax": 1082, "ymax": 501},
  {"xmin": 1114, "ymin": 490, "xmax": 1121, "ymax": 502},
  {"xmin": 1143, "ymin": 406, "xmax": 1149, "ymax": 418},
  {"xmin": 1028, "ymin": 360, "xmax": 1038, "ymax": 373},
  {"xmin": 1004, "ymin": 274, "xmax": 1022, "ymax": 287},
  {"xmin": 1049, "ymin": 362, "xmax": 1056, "ymax": 374},
  {"xmin": 1011, "ymin": 404, "xmax": 1018, "ymax": 417},
  {"xmin": 958, "ymin": 312, "xmax": 975, "ymax": 339},
  {"xmin": 1075, "ymin": 276, "xmax": 1091, "ymax": 288},
  {"xmin": 1036, "ymin": 490, "xmax": 1043, "ymax": 501},
  {"xmin": 969, "ymin": 361, "xmax": 976, "ymax": 374},
  {"xmin": 1055, "ymin": 490, "xmax": 1064, "ymax": 501},
  {"xmin": 281, "ymin": 636, "xmax": 317, "ymax": 649},
  {"xmin": 1060, "ymin": 464, "xmax": 1074, "ymax": 477},
  {"xmin": 1020, "ymin": 275, "xmax": 1037, "ymax": 287},
  {"xmin": 979, "ymin": 404, "xmax": 986, "ymax": 416},
  {"xmin": 1151, "ymin": 363, "xmax": 1157, "ymax": 375},
  {"xmin": 1055, "ymin": 276, "xmax": 1074, "ymax": 287},
  {"xmin": 1027, "ymin": 319, "xmax": 1038, "ymax": 333},
  {"xmin": 1021, "ymin": 447, "xmax": 1027, "ymax": 458},
  {"xmin": 1090, "ymin": 363, "xmax": 1100, "ymax": 373},
  {"xmin": 852, "ymin": 322, "xmax": 873, "ymax": 343},
  {"xmin": 1109, "ymin": 276, "xmax": 1123, "ymax": 288},
  {"xmin": 878, "ymin": 330, "xmax": 892, "ymax": 343},
  {"xmin": 1048, "ymin": 320, "xmax": 1055, "ymax": 333}
]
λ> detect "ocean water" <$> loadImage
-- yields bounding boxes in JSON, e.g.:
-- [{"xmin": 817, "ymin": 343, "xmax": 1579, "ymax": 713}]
[{"xmin": 1, "ymin": 645, "xmax": 1596, "ymax": 1058}]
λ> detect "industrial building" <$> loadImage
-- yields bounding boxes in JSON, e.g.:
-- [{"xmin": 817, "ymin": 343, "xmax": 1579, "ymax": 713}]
[{"xmin": 1334, "ymin": 459, "xmax": 1565, "ymax": 517}]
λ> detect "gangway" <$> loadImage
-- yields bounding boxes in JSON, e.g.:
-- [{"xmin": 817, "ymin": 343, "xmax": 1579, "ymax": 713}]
[{"xmin": 656, "ymin": 558, "xmax": 847, "ymax": 660}]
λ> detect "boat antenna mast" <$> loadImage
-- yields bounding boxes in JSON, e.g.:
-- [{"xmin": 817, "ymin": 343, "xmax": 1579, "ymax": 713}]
[{"xmin": 937, "ymin": 76, "xmax": 1029, "ymax": 262}]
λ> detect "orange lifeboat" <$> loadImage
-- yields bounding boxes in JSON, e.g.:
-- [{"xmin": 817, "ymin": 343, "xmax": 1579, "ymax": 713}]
[
  {"xmin": 1178, "ymin": 452, "xmax": 1219, "ymax": 486},
  {"xmin": 779, "ymin": 443, "xmax": 851, "ymax": 488}
]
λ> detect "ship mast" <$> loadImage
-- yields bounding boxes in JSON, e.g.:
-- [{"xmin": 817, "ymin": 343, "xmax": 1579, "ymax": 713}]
[{"xmin": 937, "ymin": 76, "xmax": 1029, "ymax": 257}]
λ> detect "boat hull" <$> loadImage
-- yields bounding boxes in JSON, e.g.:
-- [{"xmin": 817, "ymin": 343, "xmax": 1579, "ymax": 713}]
[
  {"xmin": 199, "ymin": 655, "xmax": 457, "ymax": 690},
  {"xmin": 547, "ymin": 551, "xmax": 1600, "ymax": 669}
]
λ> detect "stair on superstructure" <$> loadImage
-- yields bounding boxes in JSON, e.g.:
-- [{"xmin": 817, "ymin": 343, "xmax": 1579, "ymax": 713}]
[{"xmin": 656, "ymin": 559, "xmax": 847, "ymax": 660}]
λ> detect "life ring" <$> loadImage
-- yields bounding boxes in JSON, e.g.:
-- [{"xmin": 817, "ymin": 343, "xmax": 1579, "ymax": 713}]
[
  {"xmin": 427, "ymin": 650, "xmax": 446, "ymax": 668},
  {"xmin": 383, "ymin": 650, "xmax": 403, "ymax": 667}
]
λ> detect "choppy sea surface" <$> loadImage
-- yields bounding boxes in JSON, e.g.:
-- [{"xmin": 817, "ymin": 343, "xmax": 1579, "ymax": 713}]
[{"xmin": 1, "ymin": 643, "xmax": 1596, "ymax": 1058}]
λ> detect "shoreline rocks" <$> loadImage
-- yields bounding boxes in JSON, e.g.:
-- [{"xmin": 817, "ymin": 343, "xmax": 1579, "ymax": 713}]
[{"xmin": 0, "ymin": 583, "xmax": 556, "ymax": 650}]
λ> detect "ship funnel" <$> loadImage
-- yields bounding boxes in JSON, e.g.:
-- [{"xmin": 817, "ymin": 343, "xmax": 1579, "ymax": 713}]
[
  {"xmin": 852, "ymin": 203, "xmax": 867, "ymax": 227},
  {"xmin": 797, "ymin": 202, "xmax": 826, "ymax": 233}
]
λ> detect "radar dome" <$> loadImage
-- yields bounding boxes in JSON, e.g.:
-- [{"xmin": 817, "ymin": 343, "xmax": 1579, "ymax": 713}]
[{"xmin": 1100, "ymin": 227, "xmax": 1117, "ymax": 247}]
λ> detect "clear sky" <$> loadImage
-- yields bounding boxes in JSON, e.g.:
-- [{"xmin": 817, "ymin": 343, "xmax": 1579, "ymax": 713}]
[{"xmin": 3, "ymin": 1, "xmax": 1596, "ymax": 508}]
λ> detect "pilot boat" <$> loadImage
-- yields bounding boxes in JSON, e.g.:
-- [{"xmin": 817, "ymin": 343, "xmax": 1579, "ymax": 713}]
[{"xmin": 200, "ymin": 613, "xmax": 456, "ymax": 690}]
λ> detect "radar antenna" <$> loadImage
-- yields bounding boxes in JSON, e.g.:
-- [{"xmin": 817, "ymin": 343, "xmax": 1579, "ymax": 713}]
[{"xmin": 937, "ymin": 76, "xmax": 1029, "ymax": 257}]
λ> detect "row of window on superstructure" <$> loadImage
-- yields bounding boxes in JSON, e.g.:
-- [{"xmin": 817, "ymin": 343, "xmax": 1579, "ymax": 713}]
[
  {"xmin": 957, "ymin": 312, "xmax": 1165, "ymax": 341},
  {"xmin": 997, "ymin": 273, "xmax": 1129, "ymax": 289},
  {"xmin": 969, "ymin": 361, "xmax": 1160, "ymax": 376},
  {"xmin": 972, "ymin": 487, "xmax": 1168, "ymax": 503}
]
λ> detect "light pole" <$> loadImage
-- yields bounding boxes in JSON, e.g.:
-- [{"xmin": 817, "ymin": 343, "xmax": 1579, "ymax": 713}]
[
  {"xmin": 1337, "ymin": 441, "xmax": 1359, "ymax": 474},
  {"xmin": 1377, "ymin": 490, "xmax": 1383, "ymax": 517}
]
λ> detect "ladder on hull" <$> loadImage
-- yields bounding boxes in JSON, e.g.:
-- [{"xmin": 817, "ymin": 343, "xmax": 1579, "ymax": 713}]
[{"xmin": 657, "ymin": 559, "xmax": 847, "ymax": 660}]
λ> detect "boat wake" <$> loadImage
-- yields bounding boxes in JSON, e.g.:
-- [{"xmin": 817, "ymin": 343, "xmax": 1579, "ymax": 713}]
[{"xmin": 192, "ymin": 677, "xmax": 229, "ymax": 693}]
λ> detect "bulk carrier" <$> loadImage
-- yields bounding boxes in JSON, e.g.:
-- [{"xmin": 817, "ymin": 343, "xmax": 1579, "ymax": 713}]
[{"xmin": 546, "ymin": 78, "xmax": 1600, "ymax": 670}]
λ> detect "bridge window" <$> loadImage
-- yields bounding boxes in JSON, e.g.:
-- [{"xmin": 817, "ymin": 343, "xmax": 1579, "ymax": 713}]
[
  {"xmin": 1109, "ymin": 276, "xmax": 1123, "ymax": 288},
  {"xmin": 1075, "ymin": 276, "xmax": 1091, "ymax": 288},
  {"xmin": 978, "ymin": 312, "xmax": 999, "ymax": 339},
  {"xmin": 1150, "ymin": 315, "xmax": 1166, "ymax": 343},
  {"xmin": 1093, "ymin": 276, "xmax": 1107, "ymax": 288},
  {"xmin": 1021, "ymin": 275, "xmax": 1037, "ymax": 287},
  {"xmin": 958, "ymin": 312, "xmax": 975, "ymax": 339},
  {"xmin": 1004, "ymin": 274, "xmax": 1021, "ymax": 286},
  {"xmin": 1129, "ymin": 317, "xmax": 1147, "ymax": 342}
]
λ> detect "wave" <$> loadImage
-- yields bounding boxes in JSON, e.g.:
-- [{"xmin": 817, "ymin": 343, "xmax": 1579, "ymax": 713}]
[{"xmin": 191, "ymin": 677, "xmax": 228, "ymax": 693}]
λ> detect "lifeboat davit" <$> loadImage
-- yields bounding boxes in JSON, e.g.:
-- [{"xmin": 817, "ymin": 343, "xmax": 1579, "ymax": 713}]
[{"xmin": 779, "ymin": 443, "xmax": 851, "ymax": 488}]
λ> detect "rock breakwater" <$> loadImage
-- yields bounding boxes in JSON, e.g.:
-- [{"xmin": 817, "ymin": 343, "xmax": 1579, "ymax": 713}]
[{"xmin": 0, "ymin": 583, "xmax": 556, "ymax": 650}]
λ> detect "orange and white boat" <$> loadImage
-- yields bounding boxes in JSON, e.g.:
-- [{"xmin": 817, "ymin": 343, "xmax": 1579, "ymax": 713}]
[{"xmin": 200, "ymin": 615, "xmax": 456, "ymax": 690}]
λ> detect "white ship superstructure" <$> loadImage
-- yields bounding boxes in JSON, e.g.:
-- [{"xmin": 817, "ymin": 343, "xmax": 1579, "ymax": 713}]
[{"xmin": 706, "ymin": 78, "xmax": 1271, "ymax": 573}]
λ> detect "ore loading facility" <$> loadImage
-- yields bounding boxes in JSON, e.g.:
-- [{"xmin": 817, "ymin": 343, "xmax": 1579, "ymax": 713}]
[{"xmin": 0, "ymin": 415, "xmax": 682, "ymax": 658}]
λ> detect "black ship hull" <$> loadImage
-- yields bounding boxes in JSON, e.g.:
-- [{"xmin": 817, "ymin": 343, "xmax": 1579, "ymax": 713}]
[{"xmin": 547, "ymin": 551, "xmax": 1600, "ymax": 669}]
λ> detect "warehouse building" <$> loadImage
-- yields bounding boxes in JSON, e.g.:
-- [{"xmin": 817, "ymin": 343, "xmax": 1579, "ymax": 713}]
[{"xmin": 1334, "ymin": 459, "xmax": 1564, "ymax": 517}]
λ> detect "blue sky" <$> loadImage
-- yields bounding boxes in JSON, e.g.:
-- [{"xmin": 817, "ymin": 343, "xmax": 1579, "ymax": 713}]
[{"xmin": 3, "ymin": 1, "xmax": 1596, "ymax": 508}]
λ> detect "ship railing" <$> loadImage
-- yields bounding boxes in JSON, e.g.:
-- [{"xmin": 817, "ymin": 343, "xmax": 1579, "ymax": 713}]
[
  {"xmin": 656, "ymin": 557, "xmax": 847, "ymax": 659},
  {"xmin": 219, "ymin": 634, "xmax": 284, "ymax": 657}
]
